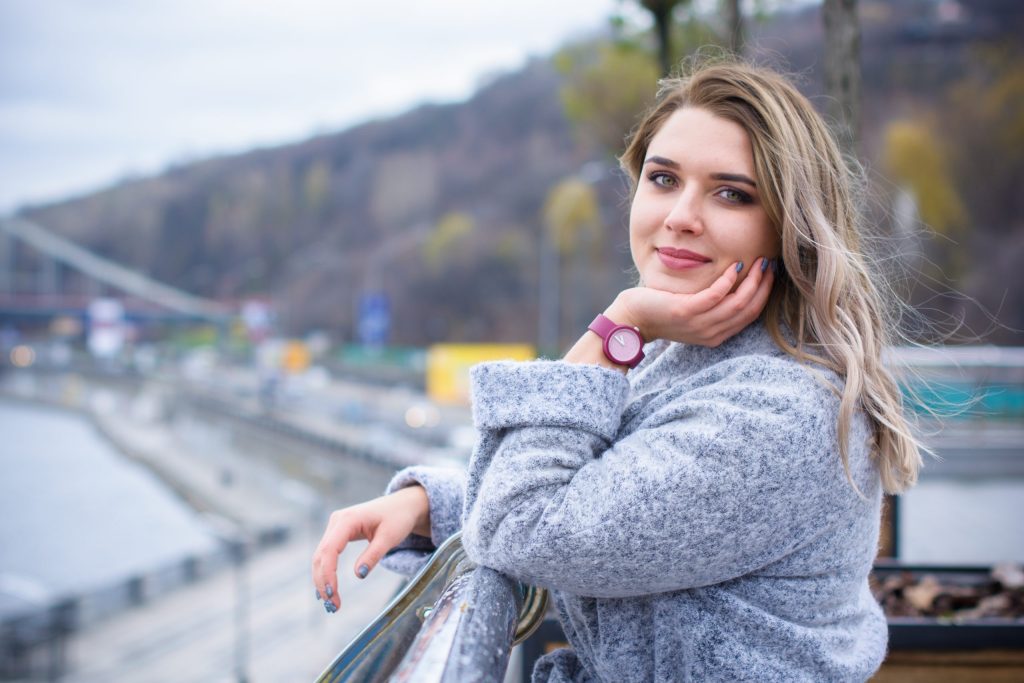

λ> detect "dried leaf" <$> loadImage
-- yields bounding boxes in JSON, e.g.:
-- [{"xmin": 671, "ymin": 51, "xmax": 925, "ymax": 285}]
[
  {"xmin": 992, "ymin": 562, "xmax": 1024, "ymax": 590},
  {"xmin": 956, "ymin": 593, "xmax": 1012, "ymax": 620},
  {"xmin": 904, "ymin": 574, "xmax": 942, "ymax": 611},
  {"xmin": 872, "ymin": 567, "xmax": 1024, "ymax": 619}
]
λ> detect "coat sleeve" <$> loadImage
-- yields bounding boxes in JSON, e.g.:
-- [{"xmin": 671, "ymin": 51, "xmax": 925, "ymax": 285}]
[
  {"xmin": 379, "ymin": 465, "xmax": 466, "ymax": 576},
  {"xmin": 460, "ymin": 358, "xmax": 872, "ymax": 598}
]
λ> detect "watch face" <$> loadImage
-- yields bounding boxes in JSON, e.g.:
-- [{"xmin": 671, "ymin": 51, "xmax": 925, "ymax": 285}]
[{"xmin": 608, "ymin": 328, "xmax": 642, "ymax": 362}]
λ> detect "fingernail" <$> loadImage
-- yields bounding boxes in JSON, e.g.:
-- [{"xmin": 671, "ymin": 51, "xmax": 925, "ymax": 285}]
[
  {"xmin": 760, "ymin": 257, "xmax": 769, "ymax": 272},
  {"xmin": 323, "ymin": 600, "xmax": 336, "ymax": 614},
  {"xmin": 357, "ymin": 564, "xmax": 369, "ymax": 579},
  {"xmin": 735, "ymin": 261, "xmax": 744, "ymax": 273},
  {"xmin": 325, "ymin": 584, "xmax": 333, "ymax": 598},
  {"xmin": 315, "ymin": 589, "xmax": 321, "ymax": 601}
]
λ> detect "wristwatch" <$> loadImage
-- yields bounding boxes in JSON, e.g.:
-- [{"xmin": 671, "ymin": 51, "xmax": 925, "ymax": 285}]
[{"xmin": 588, "ymin": 314, "xmax": 645, "ymax": 368}]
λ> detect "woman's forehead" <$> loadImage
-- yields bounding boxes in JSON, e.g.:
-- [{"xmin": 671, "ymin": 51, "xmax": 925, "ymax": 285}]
[{"xmin": 646, "ymin": 107, "xmax": 755, "ymax": 174}]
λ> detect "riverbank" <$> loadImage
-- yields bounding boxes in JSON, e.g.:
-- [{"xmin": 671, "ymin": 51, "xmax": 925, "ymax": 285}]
[{"xmin": 0, "ymin": 369, "xmax": 407, "ymax": 681}]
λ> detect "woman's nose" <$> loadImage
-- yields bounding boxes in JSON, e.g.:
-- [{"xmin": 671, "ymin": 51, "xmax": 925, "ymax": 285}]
[{"xmin": 664, "ymin": 190, "xmax": 703, "ymax": 234}]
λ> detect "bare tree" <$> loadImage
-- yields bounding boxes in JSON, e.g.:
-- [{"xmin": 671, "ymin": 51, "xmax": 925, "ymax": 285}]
[
  {"xmin": 637, "ymin": 0, "xmax": 690, "ymax": 76},
  {"xmin": 823, "ymin": 0, "xmax": 861, "ymax": 157},
  {"xmin": 722, "ymin": 0, "xmax": 745, "ymax": 56}
]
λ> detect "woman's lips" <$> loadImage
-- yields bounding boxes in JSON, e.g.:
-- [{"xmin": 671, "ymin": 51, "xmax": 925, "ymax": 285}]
[{"xmin": 657, "ymin": 248, "xmax": 711, "ymax": 270}]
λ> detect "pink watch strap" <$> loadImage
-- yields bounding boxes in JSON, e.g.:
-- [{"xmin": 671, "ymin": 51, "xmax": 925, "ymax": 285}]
[
  {"xmin": 588, "ymin": 313, "xmax": 620, "ymax": 339},
  {"xmin": 587, "ymin": 314, "xmax": 645, "ymax": 368}
]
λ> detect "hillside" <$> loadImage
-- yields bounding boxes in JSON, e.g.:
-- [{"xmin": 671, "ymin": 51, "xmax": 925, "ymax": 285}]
[
  {"xmin": 21, "ymin": 0, "xmax": 1024, "ymax": 346},
  {"xmin": 23, "ymin": 58, "xmax": 623, "ymax": 344}
]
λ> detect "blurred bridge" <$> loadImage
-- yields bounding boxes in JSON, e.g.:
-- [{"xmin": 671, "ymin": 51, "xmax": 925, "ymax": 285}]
[{"xmin": 0, "ymin": 216, "xmax": 229, "ymax": 324}]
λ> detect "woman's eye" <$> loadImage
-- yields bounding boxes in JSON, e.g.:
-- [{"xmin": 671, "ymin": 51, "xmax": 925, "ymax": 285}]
[
  {"xmin": 649, "ymin": 172, "xmax": 676, "ymax": 188},
  {"xmin": 717, "ymin": 187, "xmax": 751, "ymax": 204}
]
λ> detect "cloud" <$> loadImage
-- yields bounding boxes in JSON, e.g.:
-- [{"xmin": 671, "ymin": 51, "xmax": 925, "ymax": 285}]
[{"xmin": 0, "ymin": 0, "xmax": 626, "ymax": 211}]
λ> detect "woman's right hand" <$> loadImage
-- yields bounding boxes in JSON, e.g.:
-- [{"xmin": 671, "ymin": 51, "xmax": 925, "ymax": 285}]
[
  {"xmin": 311, "ymin": 485, "xmax": 431, "ymax": 613},
  {"xmin": 609, "ymin": 257, "xmax": 775, "ymax": 348}
]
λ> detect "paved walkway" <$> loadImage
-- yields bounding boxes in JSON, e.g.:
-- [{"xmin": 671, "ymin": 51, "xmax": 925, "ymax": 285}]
[{"xmin": 65, "ymin": 535, "xmax": 403, "ymax": 683}]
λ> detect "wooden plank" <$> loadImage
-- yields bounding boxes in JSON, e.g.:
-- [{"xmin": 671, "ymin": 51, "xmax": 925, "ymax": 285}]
[{"xmin": 874, "ymin": 650, "xmax": 1024, "ymax": 682}]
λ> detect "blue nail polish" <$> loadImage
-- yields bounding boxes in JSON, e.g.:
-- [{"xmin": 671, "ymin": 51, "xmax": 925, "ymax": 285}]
[
  {"xmin": 358, "ymin": 564, "xmax": 369, "ymax": 579},
  {"xmin": 315, "ymin": 589, "xmax": 321, "ymax": 601},
  {"xmin": 735, "ymin": 261, "xmax": 744, "ymax": 273},
  {"xmin": 325, "ymin": 584, "xmax": 333, "ymax": 598},
  {"xmin": 323, "ymin": 600, "xmax": 335, "ymax": 614},
  {"xmin": 760, "ymin": 258, "xmax": 769, "ymax": 272}
]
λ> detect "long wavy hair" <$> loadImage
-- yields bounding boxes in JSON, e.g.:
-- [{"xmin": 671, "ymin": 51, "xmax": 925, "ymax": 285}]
[{"xmin": 620, "ymin": 59, "xmax": 922, "ymax": 494}]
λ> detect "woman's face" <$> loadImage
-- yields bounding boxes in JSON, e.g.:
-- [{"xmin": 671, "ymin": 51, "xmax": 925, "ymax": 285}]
[{"xmin": 629, "ymin": 106, "xmax": 779, "ymax": 295}]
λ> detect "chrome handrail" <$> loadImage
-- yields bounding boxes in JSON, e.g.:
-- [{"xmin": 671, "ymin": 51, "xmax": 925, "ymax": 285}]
[{"xmin": 315, "ymin": 533, "xmax": 548, "ymax": 682}]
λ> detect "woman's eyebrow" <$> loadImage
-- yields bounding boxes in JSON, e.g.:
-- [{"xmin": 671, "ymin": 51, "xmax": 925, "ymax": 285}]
[
  {"xmin": 644, "ymin": 156, "xmax": 757, "ymax": 189},
  {"xmin": 711, "ymin": 172, "xmax": 757, "ymax": 188},
  {"xmin": 643, "ymin": 155, "xmax": 679, "ymax": 168}
]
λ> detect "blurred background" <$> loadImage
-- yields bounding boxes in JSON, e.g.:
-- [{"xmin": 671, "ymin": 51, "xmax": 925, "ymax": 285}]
[{"xmin": 1, "ymin": 1, "xmax": 1022, "ymax": 681}]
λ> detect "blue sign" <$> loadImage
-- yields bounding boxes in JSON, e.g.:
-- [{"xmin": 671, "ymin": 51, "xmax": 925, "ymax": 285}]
[{"xmin": 358, "ymin": 292, "xmax": 390, "ymax": 346}]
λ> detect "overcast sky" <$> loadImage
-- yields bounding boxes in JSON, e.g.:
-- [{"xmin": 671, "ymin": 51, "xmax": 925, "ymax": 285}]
[{"xmin": 0, "ymin": 0, "xmax": 654, "ymax": 213}]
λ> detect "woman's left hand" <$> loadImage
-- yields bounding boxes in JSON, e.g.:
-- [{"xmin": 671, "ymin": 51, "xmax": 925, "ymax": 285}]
[{"xmin": 609, "ymin": 257, "xmax": 775, "ymax": 348}]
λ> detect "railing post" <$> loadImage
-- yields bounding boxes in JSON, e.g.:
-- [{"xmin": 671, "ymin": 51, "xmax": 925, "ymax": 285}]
[
  {"xmin": 315, "ymin": 533, "xmax": 547, "ymax": 683},
  {"xmin": 389, "ymin": 565, "xmax": 522, "ymax": 682}
]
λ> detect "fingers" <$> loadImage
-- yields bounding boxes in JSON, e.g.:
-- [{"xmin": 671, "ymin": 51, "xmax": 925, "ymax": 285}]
[
  {"xmin": 311, "ymin": 511, "xmax": 365, "ymax": 612},
  {"xmin": 730, "ymin": 257, "xmax": 773, "ymax": 310},
  {"xmin": 690, "ymin": 261, "xmax": 741, "ymax": 312},
  {"xmin": 699, "ymin": 257, "xmax": 775, "ymax": 345},
  {"xmin": 723, "ymin": 257, "xmax": 775, "ymax": 327},
  {"xmin": 312, "ymin": 536, "xmax": 343, "ymax": 612},
  {"xmin": 747, "ymin": 258, "xmax": 776, "ymax": 313},
  {"xmin": 353, "ymin": 525, "xmax": 404, "ymax": 580}
]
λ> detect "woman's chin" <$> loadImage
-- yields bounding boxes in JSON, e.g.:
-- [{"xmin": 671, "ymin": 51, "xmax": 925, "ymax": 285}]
[{"xmin": 640, "ymin": 271, "xmax": 708, "ymax": 296}]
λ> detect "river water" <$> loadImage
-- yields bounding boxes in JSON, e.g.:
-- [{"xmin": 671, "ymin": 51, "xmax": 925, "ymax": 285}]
[{"xmin": 0, "ymin": 399, "xmax": 217, "ymax": 619}]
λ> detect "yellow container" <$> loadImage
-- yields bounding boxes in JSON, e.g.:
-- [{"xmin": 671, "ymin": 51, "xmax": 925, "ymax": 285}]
[
  {"xmin": 426, "ymin": 344, "xmax": 535, "ymax": 405},
  {"xmin": 281, "ymin": 340, "xmax": 311, "ymax": 373}
]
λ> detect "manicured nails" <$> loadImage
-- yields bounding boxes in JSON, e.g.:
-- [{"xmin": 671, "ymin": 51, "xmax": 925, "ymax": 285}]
[
  {"xmin": 735, "ymin": 261, "xmax": 744, "ymax": 273},
  {"xmin": 357, "ymin": 564, "xmax": 369, "ymax": 579},
  {"xmin": 760, "ymin": 257, "xmax": 769, "ymax": 272},
  {"xmin": 318, "ymin": 585, "xmax": 336, "ymax": 612}
]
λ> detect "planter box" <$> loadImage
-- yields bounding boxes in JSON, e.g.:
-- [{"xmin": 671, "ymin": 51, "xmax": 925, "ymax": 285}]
[
  {"xmin": 872, "ymin": 563, "xmax": 1024, "ymax": 681},
  {"xmin": 518, "ymin": 564, "xmax": 1024, "ymax": 682}
]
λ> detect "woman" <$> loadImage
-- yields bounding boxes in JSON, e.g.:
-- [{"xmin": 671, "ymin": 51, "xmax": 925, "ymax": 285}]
[{"xmin": 312, "ymin": 60, "xmax": 923, "ymax": 682}]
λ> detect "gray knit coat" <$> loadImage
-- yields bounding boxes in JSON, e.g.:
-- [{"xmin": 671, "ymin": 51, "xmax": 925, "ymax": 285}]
[{"xmin": 381, "ymin": 322, "xmax": 887, "ymax": 682}]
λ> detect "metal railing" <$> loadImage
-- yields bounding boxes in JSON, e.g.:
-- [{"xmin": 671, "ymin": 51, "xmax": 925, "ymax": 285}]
[{"xmin": 316, "ymin": 533, "xmax": 547, "ymax": 682}]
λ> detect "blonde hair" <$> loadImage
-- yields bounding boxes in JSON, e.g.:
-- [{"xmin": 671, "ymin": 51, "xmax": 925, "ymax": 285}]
[{"xmin": 620, "ymin": 59, "xmax": 923, "ymax": 494}]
